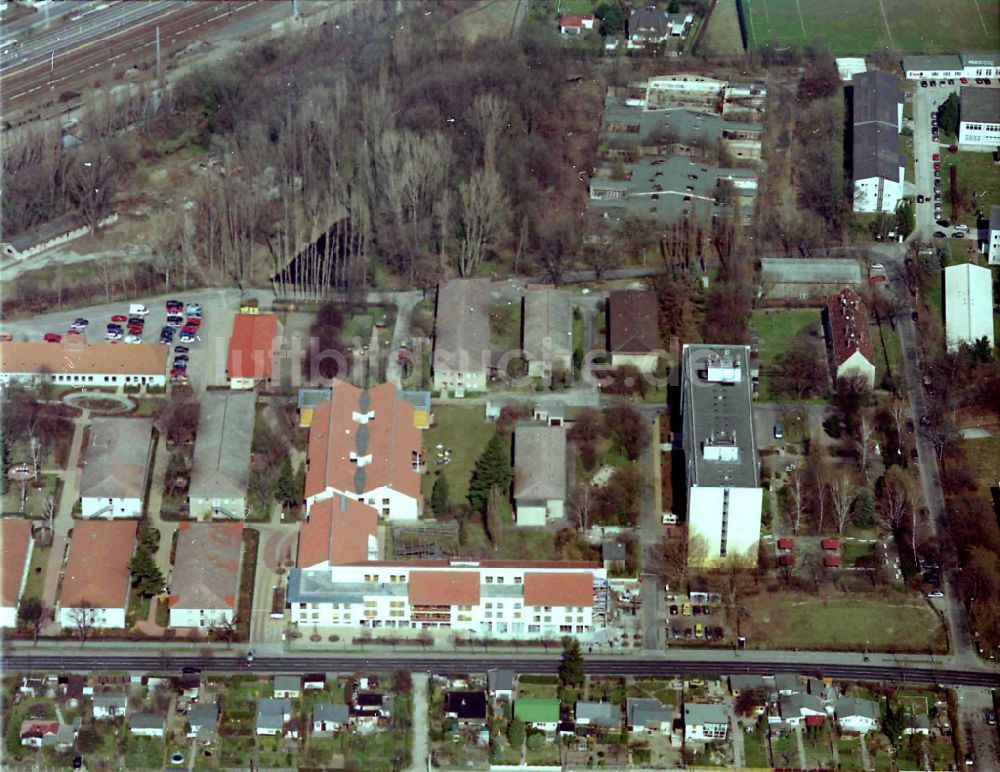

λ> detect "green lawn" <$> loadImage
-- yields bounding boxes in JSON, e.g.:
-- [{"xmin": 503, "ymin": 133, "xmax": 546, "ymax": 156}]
[
  {"xmin": 422, "ymin": 405, "xmax": 497, "ymax": 507},
  {"xmin": 870, "ymin": 318, "xmax": 903, "ymax": 390},
  {"xmin": 742, "ymin": 726, "xmax": 770, "ymax": 767},
  {"xmin": 256, "ymin": 736, "xmax": 299, "ymax": 769},
  {"xmin": 21, "ymin": 542, "xmax": 50, "ymax": 603},
  {"xmin": 750, "ymin": 309, "xmax": 821, "ymax": 400},
  {"xmin": 841, "ymin": 540, "xmax": 876, "ymax": 567},
  {"xmin": 744, "ymin": 593, "xmax": 947, "ymax": 652},
  {"xmin": 517, "ymin": 682, "xmax": 559, "ymax": 699},
  {"xmin": 626, "ymin": 678, "xmax": 680, "ymax": 708},
  {"xmin": 939, "ymin": 149, "xmax": 1000, "ymax": 227},
  {"xmin": 740, "ymin": 0, "xmax": 999, "ymax": 53},
  {"xmin": 838, "ymin": 738, "xmax": 864, "ymax": 769},
  {"xmin": 802, "ymin": 727, "xmax": 835, "ymax": 767},
  {"xmin": 900, "ymin": 134, "xmax": 914, "ymax": 183},
  {"xmin": 964, "ymin": 437, "xmax": 1000, "ymax": 496},
  {"xmin": 123, "ymin": 736, "xmax": 164, "ymax": 768}
]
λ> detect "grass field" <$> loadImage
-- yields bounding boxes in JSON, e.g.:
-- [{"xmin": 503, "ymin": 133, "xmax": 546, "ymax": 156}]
[
  {"xmin": 740, "ymin": 0, "xmax": 1000, "ymax": 54},
  {"xmin": 700, "ymin": 0, "xmax": 745, "ymax": 55},
  {"xmin": 750, "ymin": 308, "xmax": 823, "ymax": 400},
  {"xmin": 939, "ymin": 149, "xmax": 1000, "ymax": 228},
  {"xmin": 744, "ymin": 593, "xmax": 947, "ymax": 652},
  {"xmin": 421, "ymin": 405, "xmax": 497, "ymax": 507},
  {"xmin": 963, "ymin": 437, "xmax": 1000, "ymax": 495}
]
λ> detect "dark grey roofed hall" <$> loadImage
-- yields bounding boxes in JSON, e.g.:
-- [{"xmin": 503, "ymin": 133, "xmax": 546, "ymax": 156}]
[
  {"xmin": 681, "ymin": 344, "xmax": 758, "ymax": 489},
  {"xmin": 600, "ymin": 100, "xmax": 762, "ymax": 149},
  {"xmin": 80, "ymin": 417, "xmax": 155, "ymax": 500},
  {"xmin": 628, "ymin": 6, "xmax": 668, "ymax": 37},
  {"xmin": 852, "ymin": 123, "xmax": 903, "ymax": 182},
  {"xmin": 190, "ymin": 391, "xmax": 255, "ymax": 502},
  {"xmin": 313, "ymin": 703, "xmax": 349, "ymax": 724},
  {"xmin": 901, "ymin": 54, "xmax": 962, "ymax": 72},
  {"xmin": 991, "ymin": 205, "xmax": 1000, "ymax": 231},
  {"xmin": 852, "ymin": 71, "xmax": 902, "ymax": 127},
  {"xmin": 513, "ymin": 425, "xmax": 568, "ymax": 502},
  {"xmin": 960, "ymin": 87, "xmax": 1000, "ymax": 124}
]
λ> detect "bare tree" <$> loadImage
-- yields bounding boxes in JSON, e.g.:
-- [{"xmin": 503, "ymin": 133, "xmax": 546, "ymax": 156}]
[
  {"xmin": 67, "ymin": 147, "xmax": 118, "ymax": 231},
  {"xmin": 40, "ymin": 494, "xmax": 56, "ymax": 539},
  {"xmin": 470, "ymin": 93, "xmax": 509, "ymax": 173},
  {"xmin": 831, "ymin": 475, "xmax": 855, "ymax": 533},
  {"xmin": 210, "ymin": 616, "xmax": 240, "ymax": 649},
  {"xmin": 788, "ymin": 470, "xmax": 806, "ymax": 535},
  {"xmin": 570, "ymin": 484, "xmax": 596, "ymax": 532},
  {"xmin": 457, "ymin": 169, "xmax": 506, "ymax": 276},
  {"xmin": 877, "ymin": 466, "xmax": 915, "ymax": 537},
  {"xmin": 70, "ymin": 603, "xmax": 96, "ymax": 645},
  {"xmin": 856, "ymin": 415, "xmax": 875, "ymax": 481}
]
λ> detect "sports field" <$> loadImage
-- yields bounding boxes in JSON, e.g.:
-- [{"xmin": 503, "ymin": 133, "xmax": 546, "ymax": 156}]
[{"xmin": 740, "ymin": 0, "xmax": 1000, "ymax": 54}]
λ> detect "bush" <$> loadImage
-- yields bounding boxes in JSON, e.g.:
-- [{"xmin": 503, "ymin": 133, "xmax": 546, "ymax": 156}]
[{"xmin": 526, "ymin": 732, "xmax": 546, "ymax": 750}]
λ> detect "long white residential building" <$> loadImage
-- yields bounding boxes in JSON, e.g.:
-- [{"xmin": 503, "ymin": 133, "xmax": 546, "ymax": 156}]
[
  {"xmin": 944, "ymin": 262, "xmax": 995, "ymax": 351},
  {"xmin": 681, "ymin": 344, "xmax": 762, "ymax": 566}
]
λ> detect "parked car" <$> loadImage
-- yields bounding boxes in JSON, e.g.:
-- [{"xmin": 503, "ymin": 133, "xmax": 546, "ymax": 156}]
[
  {"xmin": 911, "ymin": 447, "xmax": 919, "ymax": 461},
  {"xmin": 185, "ymin": 303, "xmax": 203, "ymax": 316},
  {"xmin": 774, "ymin": 423, "xmax": 783, "ymax": 440},
  {"xmin": 669, "ymin": 605, "xmax": 678, "ymax": 616},
  {"xmin": 170, "ymin": 367, "xmax": 187, "ymax": 377},
  {"xmin": 929, "ymin": 80, "xmax": 937, "ymax": 86},
  {"xmin": 179, "ymin": 331, "xmax": 197, "ymax": 343},
  {"xmin": 185, "ymin": 316, "xmax": 202, "ymax": 328},
  {"xmin": 920, "ymin": 80, "xmax": 927, "ymax": 87},
  {"xmin": 954, "ymin": 223, "xmax": 969, "ymax": 231},
  {"xmin": 173, "ymin": 354, "xmax": 190, "ymax": 363},
  {"xmin": 986, "ymin": 710, "xmax": 996, "ymax": 726},
  {"xmin": 66, "ymin": 328, "xmax": 82, "ymax": 336},
  {"xmin": 174, "ymin": 346, "xmax": 190, "ymax": 354},
  {"xmin": 952, "ymin": 232, "xmax": 966, "ymax": 239},
  {"xmin": 43, "ymin": 332, "xmax": 62, "ymax": 343},
  {"xmin": 105, "ymin": 330, "xmax": 122, "ymax": 341},
  {"xmin": 71, "ymin": 318, "xmax": 89, "ymax": 330},
  {"xmin": 111, "ymin": 314, "xmax": 128, "ymax": 323},
  {"xmin": 124, "ymin": 334, "xmax": 142, "ymax": 344},
  {"xmin": 694, "ymin": 624, "xmax": 704, "ymax": 639},
  {"xmin": 129, "ymin": 304, "xmax": 149, "ymax": 316},
  {"xmin": 933, "ymin": 231, "xmax": 946, "ymax": 238},
  {"xmin": 937, "ymin": 218, "xmax": 949, "ymax": 226},
  {"xmin": 960, "ymin": 77, "xmax": 968, "ymax": 84},
  {"xmin": 684, "ymin": 628, "xmax": 693, "ymax": 639},
  {"xmin": 985, "ymin": 79, "xmax": 992, "ymax": 85},
  {"xmin": 932, "ymin": 152, "xmax": 940, "ymax": 160},
  {"xmin": 166, "ymin": 314, "xmax": 184, "ymax": 327},
  {"xmin": 172, "ymin": 360, "xmax": 187, "ymax": 371},
  {"xmin": 926, "ymin": 590, "xmax": 944, "ymax": 598},
  {"xmin": 934, "ymin": 170, "xmax": 941, "ymax": 178}
]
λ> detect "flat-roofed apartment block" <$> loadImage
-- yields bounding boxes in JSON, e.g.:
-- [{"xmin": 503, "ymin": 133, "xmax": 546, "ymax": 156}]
[
  {"xmin": 58, "ymin": 520, "xmax": 137, "ymax": 629},
  {"xmin": 0, "ymin": 342, "xmax": 168, "ymax": 389},
  {"xmin": 80, "ymin": 417, "xmax": 154, "ymax": 519},
  {"xmin": 988, "ymin": 206, "xmax": 1000, "ymax": 266},
  {"xmin": 304, "ymin": 380, "xmax": 423, "ymax": 521},
  {"xmin": 825, "ymin": 289, "xmax": 876, "ymax": 389},
  {"xmin": 901, "ymin": 52, "xmax": 1000, "ymax": 81},
  {"xmin": 189, "ymin": 392, "xmax": 255, "ymax": 519},
  {"xmin": 167, "ymin": 522, "xmax": 243, "ymax": 628},
  {"xmin": 522, "ymin": 288, "xmax": 573, "ymax": 379},
  {"xmin": 681, "ymin": 344, "xmax": 761, "ymax": 566},
  {"xmin": 850, "ymin": 70, "xmax": 904, "ymax": 214},
  {"xmin": 433, "ymin": 278, "xmax": 492, "ymax": 395},
  {"xmin": 513, "ymin": 424, "xmax": 568, "ymax": 526},
  {"xmin": 958, "ymin": 87, "xmax": 1000, "ymax": 147},
  {"xmin": 944, "ymin": 262, "xmax": 995, "ymax": 351},
  {"xmin": 1, "ymin": 519, "xmax": 34, "ymax": 627},
  {"xmin": 287, "ymin": 558, "xmax": 608, "ymax": 639},
  {"xmin": 621, "ymin": 75, "xmax": 766, "ymax": 112}
]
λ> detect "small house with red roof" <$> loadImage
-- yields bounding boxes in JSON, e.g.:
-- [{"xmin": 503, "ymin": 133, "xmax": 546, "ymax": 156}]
[
  {"xmin": 167, "ymin": 522, "xmax": 244, "ymax": 629},
  {"xmin": 1, "ymin": 519, "xmax": 34, "ymax": 628},
  {"xmin": 226, "ymin": 313, "xmax": 278, "ymax": 390},
  {"xmin": 825, "ymin": 289, "xmax": 875, "ymax": 389},
  {"xmin": 559, "ymin": 13, "xmax": 595, "ymax": 35}
]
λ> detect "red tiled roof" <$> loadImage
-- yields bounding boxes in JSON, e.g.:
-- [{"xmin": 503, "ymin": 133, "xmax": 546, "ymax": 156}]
[
  {"xmin": 408, "ymin": 571, "xmax": 481, "ymax": 606},
  {"xmin": 523, "ymin": 572, "xmax": 593, "ymax": 607},
  {"xmin": 826, "ymin": 289, "xmax": 874, "ymax": 368},
  {"xmin": 805, "ymin": 714, "xmax": 826, "ymax": 726},
  {"xmin": 823, "ymin": 555, "xmax": 842, "ymax": 567},
  {"xmin": 0, "ymin": 341, "xmax": 168, "ymax": 377},
  {"xmin": 304, "ymin": 380, "xmax": 421, "ymax": 501},
  {"xmin": 61, "ymin": 521, "xmax": 137, "ymax": 609},
  {"xmin": 608, "ymin": 290, "xmax": 660, "ymax": 355},
  {"xmin": 2, "ymin": 519, "xmax": 32, "ymax": 607},
  {"xmin": 560, "ymin": 13, "xmax": 593, "ymax": 26},
  {"xmin": 297, "ymin": 495, "xmax": 378, "ymax": 569},
  {"xmin": 226, "ymin": 313, "xmax": 277, "ymax": 379},
  {"xmin": 777, "ymin": 539, "xmax": 795, "ymax": 550},
  {"xmin": 821, "ymin": 539, "xmax": 840, "ymax": 550}
]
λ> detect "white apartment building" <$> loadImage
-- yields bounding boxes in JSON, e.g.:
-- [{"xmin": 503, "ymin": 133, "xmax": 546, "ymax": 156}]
[
  {"xmin": 958, "ymin": 87, "xmax": 1000, "ymax": 147},
  {"xmin": 987, "ymin": 206, "xmax": 1000, "ymax": 265},
  {"xmin": 681, "ymin": 345, "xmax": 762, "ymax": 566},
  {"xmin": 944, "ymin": 262, "xmax": 995, "ymax": 351},
  {"xmin": 287, "ymin": 560, "xmax": 608, "ymax": 640}
]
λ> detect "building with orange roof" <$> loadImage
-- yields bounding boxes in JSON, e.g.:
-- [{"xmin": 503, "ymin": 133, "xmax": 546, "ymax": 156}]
[
  {"xmin": 226, "ymin": 313, "xmax": 278, "ymax": 389},
  {"xmin": 297, "ymin": 495, "xmax": 379, "ymax": 570},
  {"xmin": 825, "ymin": 289, "xmax": 876, "ymax": 389},
  {"xmin": 286, "ymin": 558, "xmax": 607, "ymax": 639},
  {"xmin": 304, "ymin": 380, "xmax": 423, "ymax": 521},
  {"xmin": 0, "ymin": 341, "xmax": 168, "ymax": 389},
  {"xmin": 168, "ymin": 522, "xmax": 244, "ymax": 628},
  {"xmin": 1, "ymin": 519, "xmax": 34, "ymax": 628},
  {"xmin": 58, "ymin": 520, "xmax": 137, "ymax": 629}
]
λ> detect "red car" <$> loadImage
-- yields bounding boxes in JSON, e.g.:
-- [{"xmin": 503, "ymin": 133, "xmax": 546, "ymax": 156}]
[
  {"xmin": 43, "ymin": 333, "xmax": 62, "ymax": 343},
  {"xmin": 185, "ymin": 317, "xmax": 202, "ymax": 328},
  {"xmin": 960, "ymin": 77, "xmax": 968, "ymax": 84},
  {"xmin": 932, "ymin": 153, "xmax": 940, "ymax": 160},
  {"xmin": 66, "ymin": 329, "xmax": 82, "ymax": 336},
  {"xmin": 170, "ymin": 367, "xmax": 187, "ymax": 377},
  {"xmin": 933, "ymin": 162, "xmax": 941, "ymax": 170},
  {"xmin": 180, "ymin": 325, "xmax": 198, "ymax": 335},
  {"xmin": 111, "ymin": 314, "xmax": 128, "ymax": 323}
]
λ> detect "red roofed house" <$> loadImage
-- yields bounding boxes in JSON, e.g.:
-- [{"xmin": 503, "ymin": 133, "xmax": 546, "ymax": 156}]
[
  {"xmin": 1, "ymin": 519, "xmax": 34, "ymax": 628},
  {"xmin": 297, "ymin": 495, "xmax": 379, "ymax": 570},
  {"xmin": 226, "ymin": 313, "xmax": 279, "ymax": 390},
  {"xmin": 304, "ymin": 380, "xmax": 423, "ymax": 521},
  {"xmin": 776, "ymin": 539, "xmax": 795, "ymax": 551},
  {"xmin": 823, "ymin": 555, "xmax": 843, "ymax": 568},
  {"xmin": 821, "ymin": 539, "xmax": 840, "ymax": 551},
  {"xmin": 286, "ymin": 559, "xmax": 607, "ymax": 640},
  {"xmin": 20, "ymin": 720, "xmax": 60, "ymax": 748},
  {"xmin": 559, "ymin": 13, "xmax": 595, "ymax": 35},
  {"xmin": 826, "ymin": 289, "xmax": 875, "ymax": 389},
  {"xmin": 607, "ymin": 289, "xmax": 661, "ymax": 373},
  {"xmin": 58, "ymin": 520, "xmax": 137, "ymax": 629},
  {"xmin": 167, "ymin": 522, "xmax": 244, "ymax": 629}
]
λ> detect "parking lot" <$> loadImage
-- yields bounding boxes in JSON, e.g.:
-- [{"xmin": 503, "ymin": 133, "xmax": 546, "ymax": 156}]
[{"xmin": 0, "ymin": 288, "xmax": 248, "ymax": 394}]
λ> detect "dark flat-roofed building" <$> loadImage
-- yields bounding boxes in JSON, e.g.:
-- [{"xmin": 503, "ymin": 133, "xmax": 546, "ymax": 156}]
[
  {"xmin": 606, "ymin": 289, "xmax": 661, "ymax": 373},
  {"xmin": 850, "ymin": 70, "xmax": 904, "ymax": 214}
]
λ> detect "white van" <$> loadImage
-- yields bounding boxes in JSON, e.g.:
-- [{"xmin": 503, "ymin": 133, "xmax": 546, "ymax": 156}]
[{"xmin": 129, "ymin": 303, "xmax": 149, "ymax": 316}]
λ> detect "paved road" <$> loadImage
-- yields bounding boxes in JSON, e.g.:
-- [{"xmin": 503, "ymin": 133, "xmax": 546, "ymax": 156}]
[
  {"xmin": 958, "ymin": 685, "xmax": 1000, "ymax": 767},
  {"xmin": 3, "ymin": 651, "xmax": 999, "ymax": 686},
  {"xmin": 409, "ymin": 672, "xmax": 429, "ymax": 772}
]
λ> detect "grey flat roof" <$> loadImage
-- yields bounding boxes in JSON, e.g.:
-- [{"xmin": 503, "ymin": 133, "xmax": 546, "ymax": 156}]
[
  {"xmin": 313, "ymin": 703, "xmax": 349, "ymax": 722},
  {"xmin": 129, "ymin": 713, "xmax": 165, "ymax": 730},
  {"xmin": 589, "ymin": 155, "xmax": 756, "ymax": 226},
  {"xmin": 522, "ymin": 288, "xmax": 573, "ymax": 364},
  {"xmin": 681, "ymin": 344, "xmax": 758, "ymax": 489},
  {"xmin": 600, "ymin": 100, "xmax": 761, "ymax": 149},
  {"xmin": 1, "ymin": 211, "xmax": 88, "ymax": 253},
  {"xmin": 684, "ymin": 702, "xmax": 730, "ymax": 724},
  {"xmin": 190, "ymin": 392, "xmax": 255, "ymax": 500},
  {"xmin": 901, "ymin": 54, "xmax": 962, "ymax": 72},
  {"xmin": 962, "ymin": 51, "xmax": 1000, "ymax": 67},
  {"xmin": 169, "ymin": 523, "xmax": 243, "ymax": 611},
  {"xmin": 990, "ymin": 205, "xmax": 1000, "ymax": 231},
  {"xmin": 960, "ymin": 87, "xmax": 1000, "ymax": 124},
  {"xmin": 513, "ymin": 424, "xmax": 568, "ymax": 503},
  {"xmin": 434, "ymin": 279, "xmax": 492, "ymax": 376},
  {"xmin": 80, "ymin": 417, "xmax": 154, "ymax": 499},
  {"xmin": 286, "ymin": 568, "xmax": 407, "ymax": 604}
]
